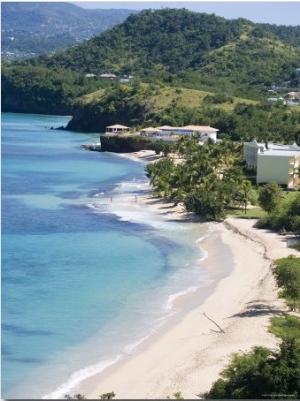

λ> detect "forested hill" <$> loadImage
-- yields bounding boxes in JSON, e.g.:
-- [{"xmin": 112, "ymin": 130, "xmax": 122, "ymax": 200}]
[
  {"xmin": 1, "ymin": 2, "xmax": 138, "ymax": 60},
  {"xmin": 2, "ymin": 8, "xmax": 300, "ymax": 121},
  {"xmin": 26, "ymin": 8, "xmax": 246, "ymax": 75},
  {"xmin": 259, "ymin": 23, "xmax": 300, "ymax": 47},
  {"xmin": 12, "ymin": 8, "xmax": 300, "ymax": 87}
]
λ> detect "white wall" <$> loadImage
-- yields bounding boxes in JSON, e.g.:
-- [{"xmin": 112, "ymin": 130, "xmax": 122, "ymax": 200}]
[{"xmin": 257, "ymin": 154, "xmax": 297, "ymax": 188}]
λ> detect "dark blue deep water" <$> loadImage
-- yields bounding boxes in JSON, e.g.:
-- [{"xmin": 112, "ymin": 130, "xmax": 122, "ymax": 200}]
[{"xmin": 1, "ymin": 113, "xmax": 210, "ymax": 398}]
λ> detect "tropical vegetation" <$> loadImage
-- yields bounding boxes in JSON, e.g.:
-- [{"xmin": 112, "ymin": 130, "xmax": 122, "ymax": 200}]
[
  {"xmin": 9, "ymin": 8, "xmax": 300, "ymax": 87},
  {"xmin": 257, "ymin": 182, "xmax": 284, "ymax": 214},
  {"xmin": 206, "ymin": 256, "xmax": 300, "ymax": 399},
  {"xmin": 144, "ymin": 135, "xmax": 256, "ymax": 220},
  {"xmin": 2, "ymin": 6, "xmax": 300, "ymax": 400},
  {"xmin": 273, "ymin": 255, "xmax": 300, "ymax": 311},
  {"xmin": 205, "ymin": 339, "xmax": 300, "ymax": 398},
  {"xmin": 257, "ymin": 191, "xmax": 300, "ymax": 233},
  {"xmin": 2, "ymin": 8, "xmax": 300, "ymax": 128}
]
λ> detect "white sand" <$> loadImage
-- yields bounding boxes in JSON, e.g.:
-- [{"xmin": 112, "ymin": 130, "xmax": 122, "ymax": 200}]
[{"xmin": 77, "ymin": 150, "xmax": 299, "ymax": 399}]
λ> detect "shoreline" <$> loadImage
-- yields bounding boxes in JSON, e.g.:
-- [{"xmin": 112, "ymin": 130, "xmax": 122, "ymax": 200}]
[{"xmin": 75, "ymin": 150, "xmax": 298, "ymax": 399}]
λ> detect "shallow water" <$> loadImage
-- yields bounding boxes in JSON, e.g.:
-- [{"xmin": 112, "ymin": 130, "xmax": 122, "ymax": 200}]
[{"xmin": 2, "ymin": 113, "xmax": 211, "ymax": 399}]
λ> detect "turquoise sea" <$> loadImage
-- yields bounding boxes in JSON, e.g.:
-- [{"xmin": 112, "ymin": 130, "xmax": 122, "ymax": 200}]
[{"xmin": 2, "ymin": 113, "xmax": 214, "ymax": 399}]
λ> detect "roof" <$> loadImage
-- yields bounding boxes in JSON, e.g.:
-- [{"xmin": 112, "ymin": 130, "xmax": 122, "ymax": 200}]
[
  {"xmin": 156, "ymin": 125, "xmax": 218, "ymax": 132},
  {"xmin": 157, "ymin": 125, "xmax": 174, "ymax": 130},
  {"xmin": 100, "ymin": 73, "xmax": 117, "ymax": 78},
  {"xmin": 258, "ymin": 150, "xmax": 300, "ymax": 157},
  {"xmin": 106, "ymin": 124, "xmax": 129, "ymax": 129},
  {"xmin": 268, "ymin": 97, "xmax": 285, "ymax": 102},
  {"xmin": 256, "ymin": 142, "xmax": 300, "ymax": 157},
  {"xmin": 182, "ymin": 125, "xmax": 219, "ymax": 132},
  {"xmin": 245, "ymin": 140, "xmax": 300, "ymax": 152},
  {"xmin": 141, "ymin": 127, "xmax": 161, "ymax": 132}
]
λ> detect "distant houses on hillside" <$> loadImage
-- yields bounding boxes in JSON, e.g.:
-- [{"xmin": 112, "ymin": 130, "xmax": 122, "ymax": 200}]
[
  {"xmin": 243, "ymin": 140, "xmax": 300, "ymax": 189},
  {"xmin": 85, "ymin": 73, "xmax": 133, "ymax": 83},
  {"xmin": 267, "ymin": 95, "xmax": 300, "ymax": 106}
]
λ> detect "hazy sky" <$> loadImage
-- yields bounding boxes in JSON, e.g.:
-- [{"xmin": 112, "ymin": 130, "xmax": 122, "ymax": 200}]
[{"xmin": 72, "ymin": 1, "xmax": 300, "ymax": 26}]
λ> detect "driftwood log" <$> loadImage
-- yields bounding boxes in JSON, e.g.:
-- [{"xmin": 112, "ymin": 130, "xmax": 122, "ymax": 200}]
[{"xmin": 203, "ymin": 312, "xmax": 225, "ymax": 333}]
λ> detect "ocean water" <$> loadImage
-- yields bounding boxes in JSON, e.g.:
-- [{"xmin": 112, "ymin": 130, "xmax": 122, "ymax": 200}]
[{"xmin": 1, "ymin": 113, "xmax": 212, "ymax": 399}]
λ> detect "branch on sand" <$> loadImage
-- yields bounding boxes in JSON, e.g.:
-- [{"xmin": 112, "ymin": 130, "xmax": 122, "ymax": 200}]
[{"xmin": 203, "ymin": 312, "xmax": 225, "ymax": 333}]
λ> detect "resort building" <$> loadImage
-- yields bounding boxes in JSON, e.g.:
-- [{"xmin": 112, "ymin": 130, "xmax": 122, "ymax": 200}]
[
  {"xmin": 243, "ymin": 140, "xmax": 267, "ymax": 168},
  {"xmin": 267, "ymin": 97, "xmax": 286, "ymax": 104},
  {"xmin": 140, "ymin": 125, "xmax": 219, "ymax": 142},
  {"xmin": 243, "ymin": 140, "xmax": 300, "ymax": 189},
  {"xmin": 105, "ymin": 124, "xmax": 130, "ymax": 134},
  {"xmin": 140, "ymin": 127, "xmax": 162, "ymax": 136},
  {"xmin": 285, "ymin": 92, "xmax": 300, "ymax": 101}
]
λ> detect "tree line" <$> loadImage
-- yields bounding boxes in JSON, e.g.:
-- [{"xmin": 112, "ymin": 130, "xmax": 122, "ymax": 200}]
[{"xmin": 145, "ymin": 134, "xmax": 300, "ymax": 223}]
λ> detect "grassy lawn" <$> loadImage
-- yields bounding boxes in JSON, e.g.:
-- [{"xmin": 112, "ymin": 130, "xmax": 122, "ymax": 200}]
[
  {"xmin": 227, "ymin": 206, "xmax": 266, "ymax": 219},
  {"xmin": 76, "ymin": 88, "xmax": 106, "ymax": 104},
  {"xmin": 149, "ymin": 86, "xmax": 257, "ymax": 112},
  {"xmin": 281, "ymin": 189, "xmax": 300, "ymax": 201},
  {"xmin": 75, "ymin": 84, "xmax": 257, "ymax": 112}
]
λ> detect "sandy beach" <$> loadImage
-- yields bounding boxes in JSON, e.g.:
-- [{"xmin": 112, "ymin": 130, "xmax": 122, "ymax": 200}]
[{"xmin": 78, "ymin": 150, "xmax": 299, "ymax": 399}]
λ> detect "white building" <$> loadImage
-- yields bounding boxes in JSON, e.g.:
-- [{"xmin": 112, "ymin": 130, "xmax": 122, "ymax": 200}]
[
  {"xmin": 243, "ymin": 140, "xmax": 300, "ymax": 188},
  {"xmin": 100, "ymin": 73, "xmax": 117, "ymax": 78},
  {"xmin": 140, "ymin": 125, "xmax": 219, "ymax": 142},
  {"xmin": 140, "ymin": 127, "xmax": 162, "ymax": 136},
  {"xmin": 105, "ymin": 124, "xmax": 130, "ymax": 133}
]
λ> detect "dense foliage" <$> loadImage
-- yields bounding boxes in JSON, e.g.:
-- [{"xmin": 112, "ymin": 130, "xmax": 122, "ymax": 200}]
[
  {"xmin": 2, "ymin": 8, "xmax": 300, "ymax": 127},
  {"xmin": 269, "ymin": 315, "xmax": 300, "ymax": 341},
  {"xmin": 144, "ymin": 131, "xmax": 300, "ymax": 222},
  {"xmin": 147, "ymin": 100, "xmax": 282, "ymax": 137},
  {"xmin": 1, "ymin": 64, "xmax": 113, "ymax": 115},
  {"xmin": 3, "ymin": 70, "xmax": 300, "ymax": 141},
  {"xmin": 15, "ymin": 9, "xmax": 247, "ymax": 75},
  {"xmin": 257, "ymin": 192, "xmax": 300, "ymax": 233},
  {"xmin": 258, "ymin": 182, "xmax": 284, "ymax": 214},
  {"xmin": 260, "ymin": 23, "xmax": 300, "ymax": 48},
  {"xmin": 65, "ymin": 82, "xmax": 157, "ymax": 132},
  {"xmin": 144, "ymin": 136, "xmax": 253, "ymax": 220},
  {"xmin": 205, "ymin": 340, "xmax": 300, "ymax": 399},
  {"xmin": 4, "ymin": 8, "xmax": 300, "ymax": 92},
  {"xmin": 273, "ymin": 255, "xmax": 300, "ymax": 311},
  {"xmin": 206, "ymin": 256, "xmax": 300, "ymax": 399},
  {"xmin": 71, "ymin": 91, "xmax": 300, "ymax": 141}
]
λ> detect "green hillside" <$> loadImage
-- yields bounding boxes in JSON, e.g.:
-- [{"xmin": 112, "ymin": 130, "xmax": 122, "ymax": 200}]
[
  {"xmin": 12, "ymin": 8, "xmax": 300, "ymax": 87},
  {"xmin": 63, "ymin": 81, "xmax": 300, "ymax": 147},
  {"xmin": 2, "ymin": 7, "xmax": 300, "ymax": 135}
]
